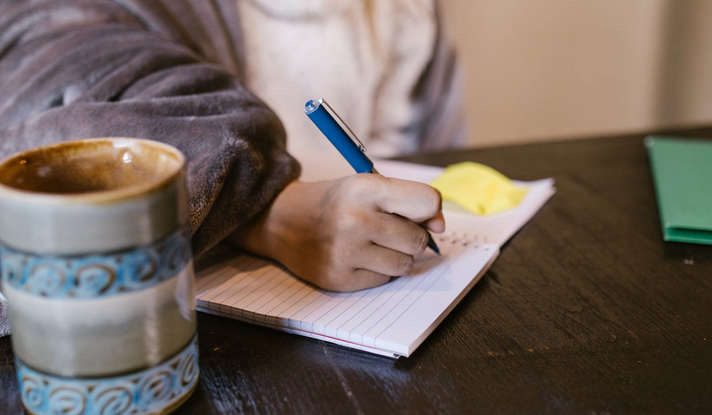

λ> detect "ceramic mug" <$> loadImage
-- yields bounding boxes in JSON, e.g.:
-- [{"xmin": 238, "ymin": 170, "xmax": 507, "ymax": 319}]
[{"xmin": 0, "ymin": 138, "xmax": 198, "ymax": 415}]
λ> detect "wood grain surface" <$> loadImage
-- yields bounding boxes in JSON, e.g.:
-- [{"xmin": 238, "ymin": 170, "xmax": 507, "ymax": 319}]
[{"xmin": 2, "ymin": 127, "xmax": 712, "ymax": 414}]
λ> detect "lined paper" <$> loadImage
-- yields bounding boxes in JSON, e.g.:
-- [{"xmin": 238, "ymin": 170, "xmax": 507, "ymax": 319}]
[{"xmin": 196, "ymin": 236, "xmax": 499, "ymax": 357}]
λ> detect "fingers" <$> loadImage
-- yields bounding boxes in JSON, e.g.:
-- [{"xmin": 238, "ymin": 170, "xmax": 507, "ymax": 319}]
[
  {"xmin": 339, "ymin": 175, "xmax": 442, "ymax": 223},
  {"xmin": 334, "ymin": 247, "xmax": 416, "ymax": 291},
  {"xmin": 369, "ymin": 213, "xmax": 432, "ymax": 255},
  {"xmin": 321, "ymin": 269, "xmax": 391, "ymax": 292},
  {"xmin": 334, "ymin": 175, "xmax": 444, "ymax": 255},
  {"xmin": 381, "ymin": 180, "xmax": 441, "ymax": 222},
  {"xmin": 360, "ymin": 244, "xmax": 416, "ymax": 277}
]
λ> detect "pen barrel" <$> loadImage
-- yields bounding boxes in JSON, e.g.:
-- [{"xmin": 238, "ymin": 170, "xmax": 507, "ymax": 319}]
[{"xmin": 306, "ymin": 105, "xmax": 374, "ymax": 173}]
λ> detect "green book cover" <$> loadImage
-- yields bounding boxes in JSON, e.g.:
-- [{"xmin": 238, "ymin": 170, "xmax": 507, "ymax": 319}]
[{"xmin": 645, "ymin": 136, "xmax": 712, "ymax": 245}]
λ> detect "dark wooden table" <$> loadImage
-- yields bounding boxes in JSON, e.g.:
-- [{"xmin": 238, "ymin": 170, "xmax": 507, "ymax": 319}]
[{"xmin": 3, "ymin": 127, "xmax": 712, "ymax": 414}]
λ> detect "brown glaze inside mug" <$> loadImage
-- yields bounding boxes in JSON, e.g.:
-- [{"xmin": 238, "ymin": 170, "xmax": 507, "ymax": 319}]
[{"xmin": 0, "ymin": 138, "xmax": 184, "ymax": 196}]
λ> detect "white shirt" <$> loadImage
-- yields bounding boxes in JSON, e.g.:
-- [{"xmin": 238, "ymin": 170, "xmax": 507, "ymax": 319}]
[{"xmin": 236, "ymin": 0, "xmax": 437, "ymax": 173}]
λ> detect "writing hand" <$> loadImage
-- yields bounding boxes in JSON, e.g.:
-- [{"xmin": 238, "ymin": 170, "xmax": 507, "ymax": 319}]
[{"xmin": 228, "ymin": 174, "xmax": 445, "ymax": 292}]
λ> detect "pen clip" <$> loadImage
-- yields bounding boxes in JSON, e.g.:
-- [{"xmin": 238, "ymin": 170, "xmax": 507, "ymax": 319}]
[{"xmin": 319, "ymin": 99, "xmax": 367, "ymax": 153}]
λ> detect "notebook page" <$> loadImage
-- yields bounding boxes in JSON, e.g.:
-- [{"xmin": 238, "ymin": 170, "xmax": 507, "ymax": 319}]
[{"xmin": 195, "ymin": 236, "xmax": 498, "ymax": 357}]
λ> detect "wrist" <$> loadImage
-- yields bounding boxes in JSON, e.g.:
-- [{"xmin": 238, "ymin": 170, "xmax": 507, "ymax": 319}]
[{"xmin": 227, "ymin": 180, "xmax": 308, "ymax": 264}]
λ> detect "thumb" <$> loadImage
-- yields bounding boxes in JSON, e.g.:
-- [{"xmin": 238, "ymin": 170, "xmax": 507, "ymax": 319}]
[
  {"xmin": 423, "ymin": 210, "xmax": 445, "ymax": 234},
  {"xmin": 377, "ymin": 178, "xmax": 442, "ymax": 223}
]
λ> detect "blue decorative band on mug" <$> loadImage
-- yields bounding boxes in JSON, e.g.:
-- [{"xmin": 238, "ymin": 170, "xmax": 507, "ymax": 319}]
[
  {"xmin": 16, "ymin": 335, "xmax": 198, "ymax": 415},
  {"xmin": 1, "ymin": 228, "xmax": 191, "ymax": 298}
]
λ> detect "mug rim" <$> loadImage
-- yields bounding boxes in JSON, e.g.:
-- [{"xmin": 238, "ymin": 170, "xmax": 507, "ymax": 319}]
[{"xmin": 0, "ymin": 137, "xmax": 186, "ymax": 205}]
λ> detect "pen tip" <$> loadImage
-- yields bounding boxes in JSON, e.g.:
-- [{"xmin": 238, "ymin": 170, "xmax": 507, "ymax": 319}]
[{"xmin": 428, "ymin": 237, "xmax": 440, "ymax": 255}]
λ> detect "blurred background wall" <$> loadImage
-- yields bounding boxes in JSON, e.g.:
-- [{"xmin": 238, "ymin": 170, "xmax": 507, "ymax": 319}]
[{"xmin": 443, "ymin": 0, "xmax": 712, "ymax": 147}]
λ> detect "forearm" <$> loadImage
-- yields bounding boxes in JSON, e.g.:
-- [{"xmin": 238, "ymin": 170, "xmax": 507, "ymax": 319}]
[{"xmin": 229, "ymin": 180, "xmax": 333, "ymax": 274}]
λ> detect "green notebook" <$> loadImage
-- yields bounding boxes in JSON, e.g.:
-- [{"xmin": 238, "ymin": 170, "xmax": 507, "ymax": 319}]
[{"xmin": 645, "ymin": 136, "xmax": 712, "ymax": 245}]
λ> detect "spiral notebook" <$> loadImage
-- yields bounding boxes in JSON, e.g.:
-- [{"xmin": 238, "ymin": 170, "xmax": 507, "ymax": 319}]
[{"xmin": 195, "ymin": 160, "xmax": 555, "ymax": 357}]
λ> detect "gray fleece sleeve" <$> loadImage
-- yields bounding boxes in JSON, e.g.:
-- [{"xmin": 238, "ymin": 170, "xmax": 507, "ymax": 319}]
[{"xmin": 0, "ymin": 0, "xmax": 301, "ymax": 258}]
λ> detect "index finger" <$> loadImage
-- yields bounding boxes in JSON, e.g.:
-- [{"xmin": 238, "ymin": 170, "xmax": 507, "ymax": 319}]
[{"xmin": 375, "ymin": 177, "xmax": 442, "ymax": 223}]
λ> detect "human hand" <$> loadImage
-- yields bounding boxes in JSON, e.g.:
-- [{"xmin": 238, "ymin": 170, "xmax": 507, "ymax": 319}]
[{"xmin": 228, "ymin": 174, "xmax": 445, "ymax": 292}]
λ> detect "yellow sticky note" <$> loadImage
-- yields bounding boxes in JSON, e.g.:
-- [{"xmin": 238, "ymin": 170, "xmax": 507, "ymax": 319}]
[{"xmin": 430, "ymin": 162, "xmax": 528, "ymax": 215}]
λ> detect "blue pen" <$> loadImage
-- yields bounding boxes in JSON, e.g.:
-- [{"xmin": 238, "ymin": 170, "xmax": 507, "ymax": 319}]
[{"xmin": 305, "ymin": 98, "xmax": 440, "ymax": 255}]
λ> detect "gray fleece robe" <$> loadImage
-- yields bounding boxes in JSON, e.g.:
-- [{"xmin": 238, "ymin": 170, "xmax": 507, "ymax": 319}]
[{"xmin": 0, "ymin": 0, "xmax": 303, "ymax": 337}]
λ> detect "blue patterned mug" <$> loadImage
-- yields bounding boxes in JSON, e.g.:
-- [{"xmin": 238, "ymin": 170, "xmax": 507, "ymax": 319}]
[{"xmin": 0, "ymin": 138, "xmax": 198, "ymax": 415}]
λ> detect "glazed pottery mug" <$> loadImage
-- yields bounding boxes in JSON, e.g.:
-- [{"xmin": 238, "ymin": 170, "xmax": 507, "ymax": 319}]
[{"xmin": 0, "ymin": 138, "xmax": 198, "ymax": 415}]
